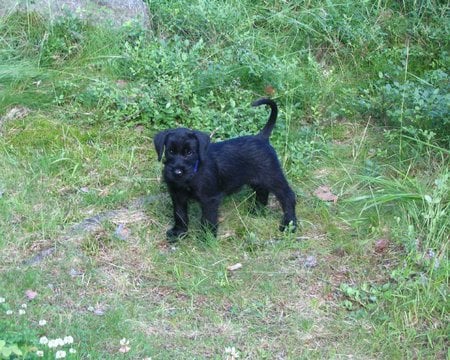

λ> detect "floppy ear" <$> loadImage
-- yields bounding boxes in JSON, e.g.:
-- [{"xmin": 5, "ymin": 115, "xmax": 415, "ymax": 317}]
[
  {"xmin": 154, "ymin": 130, "xmax": 170, "ymax": 161},
  {"xmin": 192, "ymin": 130, "xmax": 210, "ymax": 162}
]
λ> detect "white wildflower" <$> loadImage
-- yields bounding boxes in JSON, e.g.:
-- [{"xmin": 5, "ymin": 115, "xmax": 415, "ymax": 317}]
[
  {"xmin": 39, "ymin": 336, "xmax": 49, "ymax": 345},
  {"xmin": 6, "ymin": 310, "xmax": 13, "ymax": 315},
  {"xmin": 0, "ymin": 297, "xmax": 5, "ymax": 303},
  {"xmin": 21, "ymin": 303, "xmax": 27, "ymax": 309},
  {"xmin": 63, "ymin": 336, "xmax": 74, "ymax": 345},
  {"xmin": 39, "ymin": 319, "xmax": 47, "ymax": 326},
  {"xmin": 225, "ymin": 346, "xmax": 240, "ymax": 359},
  {"xmin": 48, "ymin": 339, "xmax": 58, "ymax": 348},
  {"xmin": 55, "ymin": 338, "xmax": 65, "ymax": 347},
  {"xmin": 36, "ymin": 350, "xmax": 44, "ymax": 357},
  {"xmin": 119, "ymin": 346, "xmax": 130, "ymax": 353},
  {"xmin": 18, "ymin": 309, "xmax": 26, "ymax": 315},
  {"xmin": 69, "ymin": 348, "xmax": 77, "ymax": 354},
  {"xmin": 119, "ymin": 338, "xmax": 130, "ymax": 353},
  {"xmin": 55, "ymin": 350, "xmax": 66, "ymax": 359}
]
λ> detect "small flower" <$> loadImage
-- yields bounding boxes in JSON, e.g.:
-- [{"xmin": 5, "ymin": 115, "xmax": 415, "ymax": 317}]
[
  {"xmin": 119, "ymin": 346, "xmax": 130, "ymax": 353},
  {"xmin": 25, "ymin": 289, "xmax": 38, "ymax": 300},
  {"xmin": 21, "ymin": 303, "xmax": 27, "ymax": 309},
  {"xmin": 119, "ymin": 338, "xmax": 130, "ymax": 353},
  {"xmin": 225, "ymin": 346, "xmax": 240, "ymax": 359},
  {"xmin": 55, "ymin": 350, "xmax": 66, "ymax": 359},
  {"xmin": 0, "ymin": 297, "xmax": 5, "ymax": 303},
  {"xmin": 6, "ymin": 310, "xmax": 13, "ymax": 315},
  {"xmin": 63, "ymin": 336, "xmax": 74, "ymax": 345},
  {"xmin": 18, "ymin": 309, "xmax": 26, "ymax": 315},
  {"xmin": 48, "ymin": 339, "xmax": 58, "ymax": 348},
  {"xmin": 69, "ymin": 348, "xmax": 77, "ymax": 354},
  {"xmin": 36, "ymin": 350, "xmax": 44, "ymax": 357},
  {"xmin": 39, "ymin": 336, "xmax": 49, "ymax": 345},
  {"xmin": 39, "ymin": 319, "xmax": 47, "ymax": 326},
  {"xmin": 49, "ymin": 338, "xmax": 65, "ymax": 348}
]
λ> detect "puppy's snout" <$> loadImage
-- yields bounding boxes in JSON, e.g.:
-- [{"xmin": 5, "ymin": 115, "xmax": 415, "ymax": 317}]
[{"xmin": 173, "ymin": 168, "xmax": 184, "ymax": 177}]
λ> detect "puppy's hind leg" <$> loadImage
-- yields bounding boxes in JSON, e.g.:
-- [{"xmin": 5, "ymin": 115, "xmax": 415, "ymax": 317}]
[
  {"xmin": 250, "ymin": 185, "xmax": 269, "ymax": 214},
  {"xmin": 272, "ymin": 181, "xmax": 297, "ymax": 232}
]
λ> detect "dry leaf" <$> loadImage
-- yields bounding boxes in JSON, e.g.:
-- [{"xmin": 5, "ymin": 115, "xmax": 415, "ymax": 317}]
[
  {"xmin": 374, "ymin": 238, "xmax": 389, "ymax": 253},
  {"xmin": 220, "ymin": 230, "xmax": 236, "ymax": 239},
  {"xmin": 314, "ymin": 185, "xmax": 338, "ymax": 203},
  {"xmin": 264, "ymin": 85, "xmax": 276, "ymax": 96},
  {"xmin": 227, "ymin": 263, "xmax": 242, "ymax": 271}
]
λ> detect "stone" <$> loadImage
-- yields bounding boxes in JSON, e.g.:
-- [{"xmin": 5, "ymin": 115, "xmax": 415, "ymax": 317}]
[{"xmin": 0, "ymin": 0, "xmax": 150, "ymax": 28}]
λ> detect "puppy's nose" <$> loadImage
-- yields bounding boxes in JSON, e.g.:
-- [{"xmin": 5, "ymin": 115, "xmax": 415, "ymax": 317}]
[{"xmin": 174, "ymin": 168, "xmax": 183, "ymax": 177}]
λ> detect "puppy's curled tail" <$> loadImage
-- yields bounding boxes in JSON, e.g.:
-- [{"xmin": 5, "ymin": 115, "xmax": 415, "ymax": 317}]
[{"xmin": 252, "ymin": 98, "xmax": 278, "ymax": 139}]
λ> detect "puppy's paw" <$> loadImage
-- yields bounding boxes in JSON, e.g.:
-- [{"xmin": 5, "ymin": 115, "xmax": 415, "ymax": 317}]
[
  {"xmin": 279, "ymin": 220, "xmax": 297, "ymax": 233},
  {"xmin": 166, "ymin": 227, "xmax": 187, "ymax": 242}
]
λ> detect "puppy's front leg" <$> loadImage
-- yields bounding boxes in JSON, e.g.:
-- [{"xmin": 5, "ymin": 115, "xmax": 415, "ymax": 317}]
[
  {"xmin": 200, "ymin": 195, "xmax": 222, "ymax": 237},
  {"xmin": 167, "ymin": 191, "xmax": 189, "ymax": 241}
]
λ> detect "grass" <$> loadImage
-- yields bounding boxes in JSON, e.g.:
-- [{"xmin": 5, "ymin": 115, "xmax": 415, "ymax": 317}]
[{"xmin": 1, "ymin": 1, "xmax": 449, "ymax": 359}]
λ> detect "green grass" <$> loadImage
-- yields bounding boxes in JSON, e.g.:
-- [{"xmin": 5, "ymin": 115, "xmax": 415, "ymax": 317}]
[{"xmin": 0, "ymin": 1, "xmax": 449, "ymax": 359}]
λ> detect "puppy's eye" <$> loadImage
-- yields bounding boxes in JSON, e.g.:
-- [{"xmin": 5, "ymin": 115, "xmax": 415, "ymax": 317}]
[
  {"xmin": 168, "ymin": 149, "xmax": 175, "ymax": 155},
  {"xmin": 185, "ymin": 150, "xmax": 193, "ymax": 157}
]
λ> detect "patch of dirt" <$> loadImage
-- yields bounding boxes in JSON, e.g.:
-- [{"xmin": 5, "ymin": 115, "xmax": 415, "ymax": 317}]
[
  {"xmin": 20, "ymin": 194, "xmax": 164, "ymax": 266},
  {"xmin": 0, "ymin": 106, "xmax": 30, "ymax": 129}
]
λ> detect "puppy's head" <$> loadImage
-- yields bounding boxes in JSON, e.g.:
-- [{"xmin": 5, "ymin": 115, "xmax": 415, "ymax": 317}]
[{"xmin": 154, "ymin": 128, "xmax": 210, "ymax": 185}]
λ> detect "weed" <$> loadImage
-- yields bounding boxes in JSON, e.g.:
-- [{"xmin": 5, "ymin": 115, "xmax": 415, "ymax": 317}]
[
  {"xmin": 359, "ymin": 69, "xmax": 450, "ymax": 139},
  {"xmin": 0, "ymin": 295, "xmax": 78, "ymax": 358}
]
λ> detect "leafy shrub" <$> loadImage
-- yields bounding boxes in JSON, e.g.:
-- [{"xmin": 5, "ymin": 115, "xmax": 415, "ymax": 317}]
[{"xmin": 358, "ymin": 69, "xmax": 449, "ymax": 140}]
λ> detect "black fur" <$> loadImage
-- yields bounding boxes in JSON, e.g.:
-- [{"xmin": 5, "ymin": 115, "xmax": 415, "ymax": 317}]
[{"xmin": 154, "ymin": 98, "xmax": 297, "ymax": 241}]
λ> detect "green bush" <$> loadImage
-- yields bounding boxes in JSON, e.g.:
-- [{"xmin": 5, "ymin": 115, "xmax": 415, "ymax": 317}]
[{"xmin": 358, "ymin": 69, "xmax": 449, "ymax": 140}]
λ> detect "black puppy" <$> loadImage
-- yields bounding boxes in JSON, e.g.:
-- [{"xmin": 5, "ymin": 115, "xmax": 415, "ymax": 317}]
[{"xmin": 154, "ymin": 98, "xmax": 297, "ymax": 241}]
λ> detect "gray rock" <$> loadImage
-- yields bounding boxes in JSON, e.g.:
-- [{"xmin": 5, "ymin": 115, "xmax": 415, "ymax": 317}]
[{"xmin": 0, "ymin": 0, "xmax": 150, "ymax": 28}]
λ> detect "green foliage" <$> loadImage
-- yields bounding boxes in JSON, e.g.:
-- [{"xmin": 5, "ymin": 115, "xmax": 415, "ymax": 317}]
[
  {"xmin": 0, "ymin": 340, "xmax": 23, "ymax": 359},
  {"xmin": 339, "ymin": 282, "xmax": 392, "ymax": 313},
  {"xmin": 358, "ymin": 69, "xmax": 450, "ymax": 139}
]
